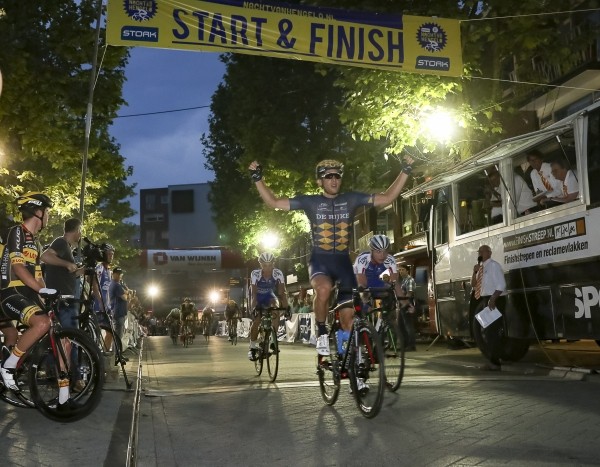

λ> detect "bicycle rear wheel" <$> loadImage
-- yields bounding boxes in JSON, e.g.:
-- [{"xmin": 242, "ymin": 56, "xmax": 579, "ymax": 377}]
[
  {"xmin": 348, "ymin": 321, "xmax": 385, "ymax": 418},
  {"xmin": 382, "ymin": 315, "xmax": 405, "ymax": 392},
  {"xmin": 317, "ymin": 330, "xmax": 341, "ymax": 406},
  {"xmin": 266, "ymin": 326, "xmax": 279, "ymax": 382},
  {"xmin": 29, "ymin": 329, "xmax": 104, "ymax": 422}
]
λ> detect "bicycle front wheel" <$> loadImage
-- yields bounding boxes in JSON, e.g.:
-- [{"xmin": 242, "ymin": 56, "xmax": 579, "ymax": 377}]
[
  {"xmin": 348, "ymin": 321, "xmax": 385, "ymax": 419},
  {"xmin": 0, "ymin": 356, "xmax": 36, "ymax": 408},
  {"xmin": 317, "ymin": 329, "xmax": 341, "ymax": 406},
  {"xmin": 266, "ymin": 326, "xmax": 279, "ymax": 382},
  {"xmin": 254, "ymin": 331, "xmax": 264, "ymax": 376},
  {"xmin": 29, "ymin": 328, "xmax": 105, "ymax": 422},
  {"xmin": 382, "ymin": 315, "xmax": 405, "ymax": 392}
]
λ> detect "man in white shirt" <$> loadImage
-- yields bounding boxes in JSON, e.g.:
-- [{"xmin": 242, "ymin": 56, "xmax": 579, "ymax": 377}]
[
  {"xmin": 470, "ymin": 244, "xmax": 506, "ymax": 371},
  {"xmin": 526, "ymin": 150, "xmax": 562, "ymax": 206},
  {"xmin": 550, "ymin": 159, "xmax": 579, "ymax": 203}
]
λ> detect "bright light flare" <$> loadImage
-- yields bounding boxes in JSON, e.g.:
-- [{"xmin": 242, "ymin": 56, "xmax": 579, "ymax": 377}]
[
  {"xmin": 260, "ymin": 231, "xmax": 279, "ymax": 249},
  {"xmin": 209, "ymin": 290, "xmax": 220, "ymax": 303},
  {"xmin": 148, "ymin": 284, "xmax": 159, "ymax": 298},
  {"xmin": 422, "ymin": 110, "xmax": 455, "ymax": 143}
]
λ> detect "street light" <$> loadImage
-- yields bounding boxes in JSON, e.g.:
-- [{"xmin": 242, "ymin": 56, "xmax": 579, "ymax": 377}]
[
  {"xmin": 260, "ymin": 231, "xmax": 279, "ymax": 250},
  {"xmin": 421, "ymin": 108, "xmax": 456, "ymax": 143},
  {"xmin": 209, "ymin": 290, "xmax": 220, "ymax": 307},
  {"xmin": 148, "ymin": 284, "xmax": 159, "ymax": 313}
]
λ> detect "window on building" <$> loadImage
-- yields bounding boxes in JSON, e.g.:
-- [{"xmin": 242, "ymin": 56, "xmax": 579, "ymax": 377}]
[
  {"xmin": 143, "ymin": 213, "xmax": 165, "ymax": 222},
  {"xmin": 161, "ymin": 195, "xmax": 169, "ymax": 205},
  {"xmin": 171, "ymin": 190, "xmax": 194, "ymax": 213},
  {"xmin": 376, "ymin": 207, "xmax": 395, "ymax": 243},
  {"xmin": 146, "ymin": 230, "xmax": 156, "ymax": 245},
  {"xmin": 145, "ymin": 194, "xmax": 156, "ymax": 211}
]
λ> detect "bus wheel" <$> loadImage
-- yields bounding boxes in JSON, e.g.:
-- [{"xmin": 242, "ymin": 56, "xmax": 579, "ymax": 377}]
[
  {"xmin": 472, "ymin": 320, "xmax": 501, "ymax": 363},
  {"xmin": 500, "ymin": 338, "xmax": 530, "ymax": 362}
]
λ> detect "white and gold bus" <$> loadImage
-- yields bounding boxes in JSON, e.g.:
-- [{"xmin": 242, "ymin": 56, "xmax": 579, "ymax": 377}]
[{"xmin": 401, "ymin": 99, "xmax": 600, "ymax": 362}]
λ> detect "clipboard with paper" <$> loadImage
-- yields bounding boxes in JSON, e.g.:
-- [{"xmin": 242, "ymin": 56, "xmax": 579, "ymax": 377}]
[{"xmin": 475, "ymin": 307, "xmax": 502, "ymax": 328}]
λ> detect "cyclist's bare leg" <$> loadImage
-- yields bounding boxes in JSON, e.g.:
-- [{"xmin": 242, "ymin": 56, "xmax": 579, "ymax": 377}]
[
  {"xmin": 339, "ymin": 306, "xmax": 354, "ymax": 332},
  {"xmin": 311, "ymin": 275, "xmax": 332, "ymax": 324},
  {"xmin": 1, "ymin": 314, "xmax": 50, "ymax": 391},
  {"xmin": 14, "ymin": 313, "xmax": 50, "ymax": 351},
  {"xmin": 249, "ymin": 316, "xmax": 260, "ymax": 341}
]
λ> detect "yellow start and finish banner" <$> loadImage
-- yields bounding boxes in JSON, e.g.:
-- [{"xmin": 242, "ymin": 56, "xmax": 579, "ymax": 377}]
[{"xmin": 106, "ymin": 0, "xmax": 463, "ymax": 77}]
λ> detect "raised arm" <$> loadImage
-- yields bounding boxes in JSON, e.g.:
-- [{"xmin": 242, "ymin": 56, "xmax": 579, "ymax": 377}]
[
  {"xmin": 248, "ymin": 161, "xmax": 291, "ymax": 211},
  {"xmin": 372, "ymin": 156, "xmax": 414, "ymax": 207}
]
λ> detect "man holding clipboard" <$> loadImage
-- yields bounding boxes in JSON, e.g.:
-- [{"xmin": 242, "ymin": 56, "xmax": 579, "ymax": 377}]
[{"xmin": 470, "ymin": 245, "xmax": 507, "ymax": 371}]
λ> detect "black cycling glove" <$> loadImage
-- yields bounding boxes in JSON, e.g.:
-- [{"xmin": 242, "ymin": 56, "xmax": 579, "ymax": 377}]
[
  {"xmin": 401, "ymin": 161, "xmax": 412, "ymax": 175},
  {"xmin": 250, "ymin": 165, "xmax": 263, "ymax": 182}
]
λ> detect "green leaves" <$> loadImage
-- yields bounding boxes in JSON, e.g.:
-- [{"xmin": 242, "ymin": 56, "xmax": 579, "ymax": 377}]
[{"xmin": 0, "ymin": 0, "xmax": 134, "ymax": 257}]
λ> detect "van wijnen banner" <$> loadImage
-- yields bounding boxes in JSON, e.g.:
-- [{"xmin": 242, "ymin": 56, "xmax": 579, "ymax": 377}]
[{"xmin": 106, "ymin": 0, "xmax": 463, "ymax": 77}]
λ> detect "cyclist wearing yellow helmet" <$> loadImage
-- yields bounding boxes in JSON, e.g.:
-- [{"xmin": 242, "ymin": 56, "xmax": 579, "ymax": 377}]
[
  {"xmin": 249, "ymin": 156, "xmax": 413, "ymax": 358},
  {"xmin": 0, "ymin": 193, "xmax": 79, "ymax": 409}
]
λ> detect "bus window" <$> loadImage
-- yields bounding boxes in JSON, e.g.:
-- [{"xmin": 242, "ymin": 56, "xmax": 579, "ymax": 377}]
[
  {"xmin": 433, "ymin": 188, "xmax": 450, "ymax": 246},
  {"xmin": 457, "ymin": 169, "xmax": 501, "ymax": 234},
  {"xmin": 587, "ymin": 107, "xmax": 600, "ymax": 203}
]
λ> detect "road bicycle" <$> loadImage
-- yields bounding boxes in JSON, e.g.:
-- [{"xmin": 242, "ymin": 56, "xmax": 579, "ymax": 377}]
[
  {"xmin": 168, "ymin": 320, "xmax": 179, "ymax": 345},
  {"xmin": 181, "ymin": 322, "xmax": 194, "ymax": 347},
  {"xmin": 0, "ymin": 291, "xmax": 104, "ymax": 422},
  {"xmin": 227, "ymin": 317, "xmax": 240, "ymax": 346},
  {"xmin": 77, "ymin": 265, "xmax": 132, "ymax": 389},
  {"xmin": 317, "ymin": 286, "xmax": 386, "ymax": 419},
  {"xmin": 363, "ymin": 286, "xmax": 405, "ymax": 392},
  {"xmin": 251, "ymin": 306, "xmax": 286, "ymax": 383}
]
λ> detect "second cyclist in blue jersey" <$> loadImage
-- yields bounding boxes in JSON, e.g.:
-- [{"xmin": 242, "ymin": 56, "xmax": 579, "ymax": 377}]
[
  {"xmin": 249, "ymin": 158, "xmax": 413, "ymax": 357},
  {"xmin": 248, "ymin": 252, "xmax": 289, "ymax": 361},
  {"xmin": 353, "ymin": 234, "xmax": 402, "ymax": 295}
]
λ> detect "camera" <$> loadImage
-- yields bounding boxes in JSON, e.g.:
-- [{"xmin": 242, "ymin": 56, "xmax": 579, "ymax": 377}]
[{"xmin": 82, "ymin": 237, "xmax": 105, "ymax": 267}]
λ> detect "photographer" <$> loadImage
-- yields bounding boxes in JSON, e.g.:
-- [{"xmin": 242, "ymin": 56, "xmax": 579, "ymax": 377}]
[
  {"xmin": 85, "ymin": 240, "xmax": 116, "ymax": 352},
  {"xmin": 109, "ymin": 267, "xmax": 129, "ymax": 362}
]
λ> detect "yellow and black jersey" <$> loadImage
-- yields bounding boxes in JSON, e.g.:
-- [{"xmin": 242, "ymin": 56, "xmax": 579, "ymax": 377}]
[{"xmin": 0, "ymin": 224, "xmax": 42, "ymax": 290}]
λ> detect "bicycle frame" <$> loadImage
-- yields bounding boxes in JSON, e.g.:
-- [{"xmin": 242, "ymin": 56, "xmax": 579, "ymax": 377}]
[{"xmin": 79, "ymin": 266, "xmax": 132, "ymax": 389}]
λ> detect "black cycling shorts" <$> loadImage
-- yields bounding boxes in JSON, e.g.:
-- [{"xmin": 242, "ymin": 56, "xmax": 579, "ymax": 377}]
[
  {"xmin": 0, "ymin": 288, "xmax": 45, "ymax": 326},
  {"xmin": 309, "ymin": 253, "xmax": 357, "ymax": 304}
]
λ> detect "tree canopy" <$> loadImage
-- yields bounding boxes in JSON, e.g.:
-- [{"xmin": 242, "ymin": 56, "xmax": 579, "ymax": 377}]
[
  {"xmin": 204, "ymin": 0, "xmax": 598, "ymax": 260},
  {"xmin": 0, "ymin": 0, "xmax": 137, "ymax": 257}
]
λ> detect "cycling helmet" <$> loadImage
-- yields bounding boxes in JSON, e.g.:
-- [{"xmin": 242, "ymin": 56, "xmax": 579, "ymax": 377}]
[
  {"xmin": 17, "ymin": 192, "xmax": 53, "ymax": 211},
  {"xmin": 258, "ymin": 252, "xmax": 275, "ymax": 264},
  {"xmin": 369, "ymin": 234, "xmax": 391, "ymax": 251},
  {"xmin": 101, "ymin": 243, "xmax": 115, "ymax": 252},
  {"xmin": 315, "ymin": 159, "xmax": 344, "ymax": 179}
]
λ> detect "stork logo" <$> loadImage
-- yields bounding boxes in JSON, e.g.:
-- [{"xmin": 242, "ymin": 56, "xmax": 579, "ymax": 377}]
[{"xmin": 153, "ymin": 252, "xmax": 168, "ymax": 266}]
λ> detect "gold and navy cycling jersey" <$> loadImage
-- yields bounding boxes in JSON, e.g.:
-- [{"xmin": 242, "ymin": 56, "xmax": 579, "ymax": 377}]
[
  {"xmin": 289, "ymin": 192, "xmax": 374, "ymax": 254},
  {"xmin": 0, "ymin": 224, "xmax": 42, "ymax": 290}
]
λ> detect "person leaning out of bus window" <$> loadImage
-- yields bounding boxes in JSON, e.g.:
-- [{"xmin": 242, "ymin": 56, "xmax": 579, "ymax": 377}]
[
  {"xmin": 548, "ymin": 159, "xmax": 579, "ymax": 204},
  {"xmin": 526, "ymin": 150, "xmax": 562, "ymax": 208},
  {"xmin": 485, "ymin": 169, "xmax": 504, "ymax": 224},
  {"xmin": 470, "ymin": 244, "xmax": 507, "ymax": 371}
]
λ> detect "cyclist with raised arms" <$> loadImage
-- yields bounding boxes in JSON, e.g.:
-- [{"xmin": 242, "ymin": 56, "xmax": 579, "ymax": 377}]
[
  {"xmin": 248, "ymin": 158, "xmax": 413, "ymax": 358},
  {"xmin": 247, "ymin": 252, "xmax": 289, "ymax": 361},
  {"xmin": 0, "ymin": 193, "xmax": 78, "ymax": 410}
]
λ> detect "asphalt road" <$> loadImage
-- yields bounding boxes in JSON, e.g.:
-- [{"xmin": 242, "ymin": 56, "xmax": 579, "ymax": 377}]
[
  {"xmin": 135, "ymin": 336, "xmax": 600, "ymax": 466},
  {"xmin": 3, "ymin": 335, "xmax": 600, "ymax": 466}
]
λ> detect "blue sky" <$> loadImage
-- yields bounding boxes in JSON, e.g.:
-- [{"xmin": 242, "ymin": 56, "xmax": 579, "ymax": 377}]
[{"xmin": 109, "ymin": 47, "xmax": 226, "ymax": 224}]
